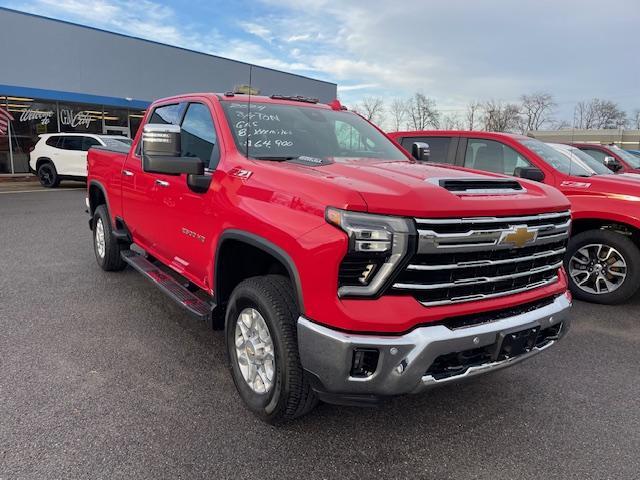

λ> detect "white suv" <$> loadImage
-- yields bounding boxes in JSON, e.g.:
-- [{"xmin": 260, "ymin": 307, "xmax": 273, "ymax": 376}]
[{"xmin": 30, "ymin": 133, "xmax": 132, "ymax": 187}]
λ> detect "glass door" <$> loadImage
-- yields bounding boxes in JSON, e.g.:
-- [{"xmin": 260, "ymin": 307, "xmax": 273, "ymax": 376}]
[{"xmin": 0, "ymin": 96, "xmax": 12, "ymax": 173}]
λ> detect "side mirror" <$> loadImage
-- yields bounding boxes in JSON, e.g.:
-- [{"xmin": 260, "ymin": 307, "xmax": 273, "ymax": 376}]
[
  {"xmin": 514, "ymin": 166, "xmax": 545, "ymax": 182},
  {"xmin": 603, "ymin": 156, "xmax": 622, "ymax": 172},
  {"xmin": 142, "ymin": 124, "xmax": 204, "ymax": 175},
  {"xmin": 411, "ymin": 142, "xmax": 431, "ymax": 162}
]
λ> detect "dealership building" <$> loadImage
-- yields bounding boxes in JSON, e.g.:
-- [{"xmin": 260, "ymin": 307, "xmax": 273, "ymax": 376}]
[{"xmin": 0, "ymin": 8, "xmax": 337, "ymax": 174}]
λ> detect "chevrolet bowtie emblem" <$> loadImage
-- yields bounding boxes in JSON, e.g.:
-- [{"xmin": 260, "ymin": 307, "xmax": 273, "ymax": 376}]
[{"xmin": 499, "ymin": 225, "xmax": 537, "ymax": 248}]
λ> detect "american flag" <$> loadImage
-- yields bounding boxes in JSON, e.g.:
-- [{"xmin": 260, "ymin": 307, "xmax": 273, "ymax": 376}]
[{"xmin": 0, "ymin": 106, "xmax": 14, "ymax": 135}]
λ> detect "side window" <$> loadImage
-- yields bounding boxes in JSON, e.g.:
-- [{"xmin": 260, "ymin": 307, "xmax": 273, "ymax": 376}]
[
  {"xmin": 180, "ymin": 103, "xmax": 219, "ymax": 169},
  {"xmin": 149, "ymin": 104, "xmax": 182, "ymax": 125},
  {"xmin": 581, "ymin": 149, "xmax": 607, "ymax": 164},
  {"xmin": 400, "ymin": 136, "xmax": 453, "ymax": 164},
  {"xmin": 82, "ymin": 137, "xmax": 101, "ymax": 151},
  {"xmin": 464, "ymin": 139, "xmax": 532, "ymax": 175},
  {"xmin": 335, "ymin": 120, "xmax": 376, "ymax": 153},
  {"xmin": 46, "ymin": 136, "xmax": 61, "ymax": 147},
  {"xmin": 60, "ymin": 136, "xmax": 84, "ymax": 151}
]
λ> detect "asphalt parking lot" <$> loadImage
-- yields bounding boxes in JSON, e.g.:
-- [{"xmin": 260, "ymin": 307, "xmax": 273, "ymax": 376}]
[{"xmin": 1, "ymin": 186, "xmax": 639, "ymax": 479}]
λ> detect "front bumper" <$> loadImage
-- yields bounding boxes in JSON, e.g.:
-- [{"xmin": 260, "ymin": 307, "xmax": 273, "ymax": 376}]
[{"xmin": 297, "ymin": 293, "xmax": 571, "ymax": 400}]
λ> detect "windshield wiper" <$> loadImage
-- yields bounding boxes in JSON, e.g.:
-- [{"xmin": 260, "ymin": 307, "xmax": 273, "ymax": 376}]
[{"xmin": 251, "ymin": 155, "xmax": 300, "ymax": 161}]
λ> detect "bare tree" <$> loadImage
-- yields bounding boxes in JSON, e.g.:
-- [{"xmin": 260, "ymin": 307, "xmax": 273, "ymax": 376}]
[
  {"xmin": 630, "ymin": 109, "xmax": 640, "ymax": 130},
  {"xmin": 575, "ymin": 98, "xmax": 627, "ymax": 129},
  {"xmin": 388, "ymin": 98, "xmax": 408, "ymax": 131},
  {"xmin": 481, "ymin": 100, "xmax": 521, "ymax": 132},
  {"xmin": 355, "ymin": 96, "xmax": 385, "ymax": 125},
  {"xmin": 406, "ymin": 92, "xmax": 440, "ymax": 130},
  {"xmin": 441, "ymin": 113, "xmax": 464, "ymax": 130},
  {"xmin": 520, "ymin": 92, "xmax": 555, "ymax": 132},
  {"xmin": 465, "ymin": 101, "xmax": 481, "ymax": 130}
]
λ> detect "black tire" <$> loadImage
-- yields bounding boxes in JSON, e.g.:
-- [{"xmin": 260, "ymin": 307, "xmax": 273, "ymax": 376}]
[
  {"xmin": 92, "ymin": 205, "xmax": 126, "ymax": 271},
  {"xmin": 565, "ymin": 229, "xmax": 640, "ymax": 304},
  {"xmin": 225, "ymin": 275, "xmax": 318, "ymax": 423},
  {"xmin": 37, "ymin": 161, "xmax": 60, "ymax": 188}
]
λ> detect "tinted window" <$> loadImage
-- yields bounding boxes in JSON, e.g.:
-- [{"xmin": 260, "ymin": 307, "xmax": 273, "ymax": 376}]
[
  {"xmin": 82, "ymin": 137, "xmax": 101, "ymax": 151},
  {"xmin": 149, "ymin": 104, "xmax": 182, "ymax": 125},
  {"xmin": 400, "ymin": 136, "xmax": 453, "ymax": 164},
  {"xmin": 464, "ymin": 139, "xmax": 532, "ymax": 175},
  {"xmin": 180, "ymin": 103, "xmax": 219, "ymax": 169},
  {"xmin": 45, "ymin": 136, "xmax": 61, "ymax": 147},
  {"xmin": 580, "ymin": 148, "xmax": 608, "ymax": 165},
  {"xmin": 60, "ymin": 136, "xmax": 84, "ymax": 151}
]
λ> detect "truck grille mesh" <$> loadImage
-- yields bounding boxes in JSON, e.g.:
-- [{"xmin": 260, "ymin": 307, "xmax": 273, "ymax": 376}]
[{"xmin": 392, "ymin": 211, "xmax": 571, "ymax": 306}]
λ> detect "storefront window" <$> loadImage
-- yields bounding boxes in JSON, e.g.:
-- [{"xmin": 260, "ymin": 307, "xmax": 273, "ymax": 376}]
[
  {"xmin": 103, "ymin": 107, "xmax": 129, "ymax": 136},
  {"xmin": 9, "ymin": 98, "xmax": 58, "ymax": 173},
  {"xmin": 58, "ymin": 103, "xmax": 103, "ymax": 134},
  {"xmin": 129, "ymin": 110, "xmax": 146, "ymax": 138},
  {"xmin": 0, "ymin": 96, "xmax": 11, "ymax": 173}
]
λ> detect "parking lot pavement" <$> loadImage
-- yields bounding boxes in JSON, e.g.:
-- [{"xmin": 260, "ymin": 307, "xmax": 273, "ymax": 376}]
[{"xmin": 1, "ymin": 189, "xmax": 639, "ymax": 480}]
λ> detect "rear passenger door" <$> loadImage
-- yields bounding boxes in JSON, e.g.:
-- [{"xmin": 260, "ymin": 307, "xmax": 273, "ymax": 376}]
[
  {"xmin": 57, "ymin": 136, "xmax": 86, "ymax": 176},
  {"xmin": 399, "ymin": 136, "xmax": 458, "ymax": 164}
]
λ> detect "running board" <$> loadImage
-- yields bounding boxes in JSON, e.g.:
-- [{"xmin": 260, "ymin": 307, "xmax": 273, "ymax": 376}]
[{"xmin": 121, "ymin": 250, "xmax": 214, "ymax": 321}]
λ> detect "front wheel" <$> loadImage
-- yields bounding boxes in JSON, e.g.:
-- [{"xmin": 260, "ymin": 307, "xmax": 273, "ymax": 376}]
[
  {"xmin": 565, "ymin": 229, "xmax": 640, "ymax": 304},
  {"xmin": 225, "ymin": 275, "xmax": 318, "ymax": 423}
]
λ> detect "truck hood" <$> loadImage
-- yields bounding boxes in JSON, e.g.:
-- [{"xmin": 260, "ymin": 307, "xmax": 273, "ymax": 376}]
[{"xmin": 274, "ymin": 158, "xmax": 570, "ymax": 217}]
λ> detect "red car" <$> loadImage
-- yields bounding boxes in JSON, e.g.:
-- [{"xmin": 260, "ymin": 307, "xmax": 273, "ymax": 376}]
[
  {"xmin": 86, "ymin": 95, "xmax": 572, "ymax": 422},
  {"xmin": 389, "ymin": 130, "xmax": 640, "ymax": 304},
  {"xmin": 570, "ymin": 143, "xmax": 640, "ymax": 173}
]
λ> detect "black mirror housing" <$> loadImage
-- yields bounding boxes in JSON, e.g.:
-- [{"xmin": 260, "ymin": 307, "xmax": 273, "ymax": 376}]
[
  {"xmin": 144, "ymin": 155, "xmax": 204, "ymax": 175},
  {"xmin": 411, "ymin": 142, "xmax": 431, "ymax": 162},
  {"xmin": 141, "ymin": 123, "xmax": 205, "ymax": 176},
  {"xmin": 603, "ymin": 156, "xmax": 622, "ymax": 172},
  {"xmin": 514, "ymin": 166, "xmax": 545, "ymax": 182}
]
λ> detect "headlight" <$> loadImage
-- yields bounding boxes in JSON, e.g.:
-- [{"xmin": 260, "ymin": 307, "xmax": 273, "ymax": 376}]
[{"xmin": 326, "ymin": 207, "xmax": 415, "ymax": 297}]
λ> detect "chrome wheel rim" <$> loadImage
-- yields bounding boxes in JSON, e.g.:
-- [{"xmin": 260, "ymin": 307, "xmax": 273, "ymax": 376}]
[
  {"xmin": 95, "ymin": 218, "xmax": 106, "ymax": 259},
  {"xmin": 234, "ymin": 308, "xmax": 275, "ymax": 394},
  {"xmin": 568, "ymin": 243, "xmax": 627, "ymax": 295}
]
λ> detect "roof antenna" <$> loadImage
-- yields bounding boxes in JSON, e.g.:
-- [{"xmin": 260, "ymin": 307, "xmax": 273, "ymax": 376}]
[{"xmin": 245, "ymin": 65, "xmax": 253, "ymax": 160}]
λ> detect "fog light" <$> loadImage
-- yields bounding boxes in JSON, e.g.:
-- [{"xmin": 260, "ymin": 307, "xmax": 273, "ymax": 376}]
[{"xmin": 350, "ymin": 348, "xmax": 380, "ymax": 378}]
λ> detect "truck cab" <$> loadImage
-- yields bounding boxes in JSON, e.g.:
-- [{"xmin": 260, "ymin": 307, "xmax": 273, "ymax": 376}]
[
  {"xmin": 389, "ymin": 130, "xmax": 640, "ymax": 305},
  {"xmin": 86, "ymin": 97, "xmax": 572, "ymax": 422}
]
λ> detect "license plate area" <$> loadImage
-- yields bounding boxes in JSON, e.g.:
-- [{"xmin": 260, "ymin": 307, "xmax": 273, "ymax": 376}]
[{"xmin": 493, "ymin": 325, "xmax": 540, "ymax": 361}]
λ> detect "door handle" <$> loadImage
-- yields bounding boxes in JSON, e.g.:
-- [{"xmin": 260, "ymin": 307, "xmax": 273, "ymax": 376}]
[
  {"xmin": 122, "ymin": 170, "xmax": 134, "ymax": 177},
  {"xmin": 155, "ymin": 179, "xmax": 170, "ymax": 187}
]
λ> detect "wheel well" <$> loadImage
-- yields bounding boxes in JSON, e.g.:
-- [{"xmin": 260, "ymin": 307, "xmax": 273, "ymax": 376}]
[
  {"xmin": 572, "ymin": 218, "xmax": 640, "ymax": 246},
  {"xmin": 35, "ymin": 157, "xmax": 53, "ymax": 171},
  {"xmin": 88, "ymin": 184, "xmax": 106, "ymax": 216},
  {"xmin": 216, "ymin": 239, "xmax": 292, "ymax": 310}
]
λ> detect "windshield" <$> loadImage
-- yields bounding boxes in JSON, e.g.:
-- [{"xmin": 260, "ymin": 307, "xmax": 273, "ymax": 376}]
[
  {"xmin": 610, "ymin": 145, "xmax": 640, "ymax": 168},
  {"xmin": 555, "ymin": 146, "xmax": 612, "ymax": 175},
  {"xmin": 520, "ymin": 138, "xmax": 593, "ymax": 176},
  {"xmin": 221, "ymin": 101, "xmax": 407, "ymax": 162}
]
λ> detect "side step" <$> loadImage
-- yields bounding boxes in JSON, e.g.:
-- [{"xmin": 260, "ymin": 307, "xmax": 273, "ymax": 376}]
[{"xmin": 121, "ymin": 250, "xmax": 214, "ymax": 321}]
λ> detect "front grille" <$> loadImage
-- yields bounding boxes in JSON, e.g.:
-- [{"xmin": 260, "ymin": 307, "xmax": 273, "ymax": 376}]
[{"xmin": 392, "ymin": 211, "xmax": 571, "ymax": 306}]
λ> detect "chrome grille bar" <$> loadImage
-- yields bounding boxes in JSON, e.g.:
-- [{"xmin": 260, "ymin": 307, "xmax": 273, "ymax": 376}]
[
  {"xmin": 394, "ymin": 261, "xmax": 563, "ymax": 291},
  {"xmin": 406, "ymin": 247, "xmax": 566, "ymax": 271},
  {"xmin": 415, "ymin": 211, "xmax": 571, "ymax": 225}
]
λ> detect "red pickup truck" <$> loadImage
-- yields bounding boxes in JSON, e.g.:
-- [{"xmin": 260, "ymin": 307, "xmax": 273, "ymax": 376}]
[
  {"xmin": 87, "ymin": 94, "xmax": 571, "ymax": 422},
  {"xmin": 389, "ymin": 130, "xmax": 640, "ymax": 304},
  {"xmin": 570, "ymin": 143, "xmax": 640, "ymax": 173}
]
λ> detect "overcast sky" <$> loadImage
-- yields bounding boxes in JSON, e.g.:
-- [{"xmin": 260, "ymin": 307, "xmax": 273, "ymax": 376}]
[{"xmin": 4, "ymin": 0, "xmax": 639, "ymax": 120}]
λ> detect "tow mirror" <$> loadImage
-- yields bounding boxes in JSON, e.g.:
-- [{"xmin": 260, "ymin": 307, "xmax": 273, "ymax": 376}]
[
  {"xmin": 411, "ymin": 142, "xmax": 431, "ymax": 162},
  {"xmin": 142, "ymin": 124, "xmax": 204, "ymax": 176},
  {"xmin": 142, "ymin": 123, "xmax": 211, "ymax": 193},
  {"xmin": 514, "ymin": 166, "xmax": 545, "ymax": 182},
  {"xmin": 603, "ymin": 156, "xmax": 622, "ymax": 172}
]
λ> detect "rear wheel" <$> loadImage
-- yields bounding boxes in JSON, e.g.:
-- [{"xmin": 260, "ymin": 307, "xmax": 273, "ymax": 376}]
[
  {"xmin": 37, "ymin": 162, "xmax": 60, "ymax": 188},
  {"xmin": 565, "ymin": 229, "xmax": 640, "ymax": 304},
  {"xmin": 225, "ymin": 275, "xmax": 318, "ymax": 423},
  {"xmin": 93, "ymin": 205, "xmax": 126, "ymax": 271}
]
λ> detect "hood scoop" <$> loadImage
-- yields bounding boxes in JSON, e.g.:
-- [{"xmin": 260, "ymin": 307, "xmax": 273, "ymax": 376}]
[{"xmin": 434, "ymin": 178, "xmax": 525, "ymax": 195}]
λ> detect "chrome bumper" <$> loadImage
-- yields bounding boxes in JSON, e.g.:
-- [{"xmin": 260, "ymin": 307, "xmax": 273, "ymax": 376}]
[{"xmin": 297, "ymin": 294, "xmax": 571, "ymax": 397}]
